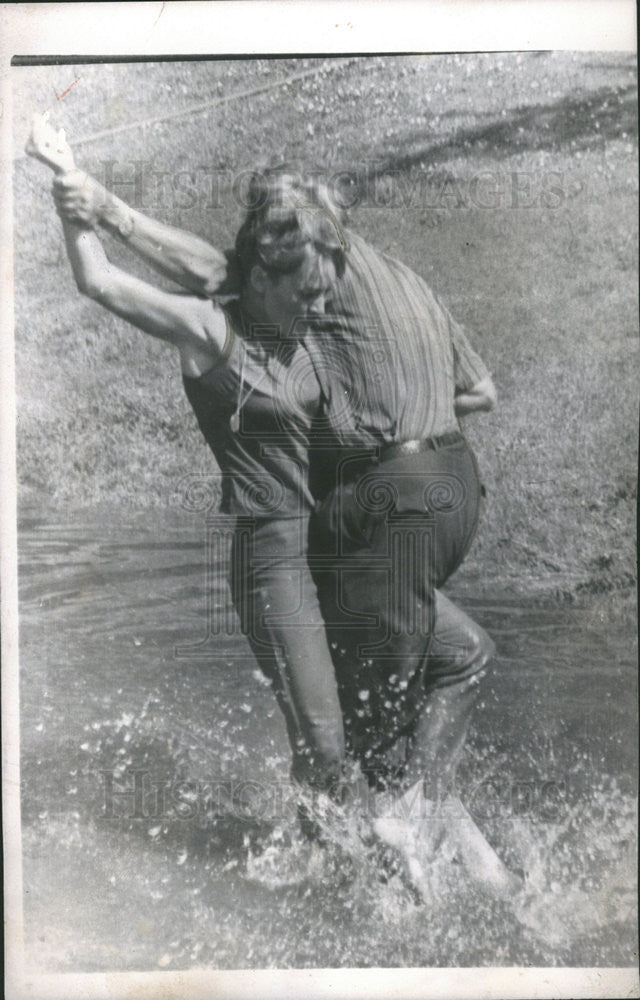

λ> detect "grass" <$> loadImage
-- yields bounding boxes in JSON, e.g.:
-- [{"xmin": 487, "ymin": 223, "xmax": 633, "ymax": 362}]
[{"xmin": 12, "ymin": 51, "xmax": 638, "ymax": 602}]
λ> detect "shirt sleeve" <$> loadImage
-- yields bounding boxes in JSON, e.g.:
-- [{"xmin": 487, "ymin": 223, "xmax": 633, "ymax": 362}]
[{"xmin": 447, "ymin": 308, "xmax": 491, "ymax": 392}]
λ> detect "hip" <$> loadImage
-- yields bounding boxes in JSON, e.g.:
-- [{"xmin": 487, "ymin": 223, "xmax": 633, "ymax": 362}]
[{"xmin": 311, "ymin": 435, "xmax": 481, "ymax": 543}]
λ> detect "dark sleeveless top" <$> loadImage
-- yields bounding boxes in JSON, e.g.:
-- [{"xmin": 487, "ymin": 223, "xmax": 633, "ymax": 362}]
[{"xmin": 183, "ymin": 300, "xmax": 321, "ymax": 519}]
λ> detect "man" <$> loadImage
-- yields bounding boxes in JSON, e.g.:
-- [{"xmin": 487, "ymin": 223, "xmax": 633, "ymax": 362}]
[{"xmin": 53, "ymin": 163, "xmax": 518, "ymax": 896}]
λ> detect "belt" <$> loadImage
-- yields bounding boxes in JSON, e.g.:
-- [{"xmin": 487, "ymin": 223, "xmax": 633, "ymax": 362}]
[
  {"xmin": 376, "ymin": 431, "xmax": 464, "ymax": 464},
  {"xmin": 335, "ymin": 431, "xmax": 465, "ymax": 489}
]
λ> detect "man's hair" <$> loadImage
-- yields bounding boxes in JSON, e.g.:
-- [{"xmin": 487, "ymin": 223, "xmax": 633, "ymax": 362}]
[{"xmin": 234, "ymin": 170, "xmax": 348, "ymax": 282}]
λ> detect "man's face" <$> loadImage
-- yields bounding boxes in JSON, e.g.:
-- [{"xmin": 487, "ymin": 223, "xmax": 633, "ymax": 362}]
[{"xmin": 260, "ymin": 247, "xmax": 337, "ymax": 337}]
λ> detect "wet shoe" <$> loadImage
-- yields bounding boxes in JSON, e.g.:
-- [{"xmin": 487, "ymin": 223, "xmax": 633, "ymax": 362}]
[
  {"xmin": 371, "ymin": 816, "xmax": 431, "ymax": 899},
  {"xmin": 438, "ymin": 796, "xmax": 523, "ymax": 899},
  {"xmin": 297, "ymin": 790, "xmax": 346, "ymax": 845},
  {"xmin": 373, "ymin": 790, "xmax": 523, "ymax": 902},
  {"xmin": 370, "ymin": 781, "xmax": 446, "ymax": 898}
]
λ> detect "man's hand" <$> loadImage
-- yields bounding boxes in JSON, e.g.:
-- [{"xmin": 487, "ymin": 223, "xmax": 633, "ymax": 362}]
[
  {"xmin": 52, "ymin": 170, "xmax": 108, "ymax": 230},
  {"xmin": 454, "ymin": 375, "xmax": 497, "ymax": 417},
  {"xmin": 25, "ymin": 111, "xmax": 75, "ymax": 175}
]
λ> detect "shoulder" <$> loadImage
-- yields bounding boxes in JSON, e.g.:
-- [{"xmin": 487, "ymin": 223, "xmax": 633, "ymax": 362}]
[{"xmin": 179, "ymin": 299, "xmax": 239, "ymax": 378}]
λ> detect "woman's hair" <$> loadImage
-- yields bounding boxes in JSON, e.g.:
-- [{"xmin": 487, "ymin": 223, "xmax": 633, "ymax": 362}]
[{"xmin": 234, "ymin": 170, "xmax": 348, "ymax": 282}]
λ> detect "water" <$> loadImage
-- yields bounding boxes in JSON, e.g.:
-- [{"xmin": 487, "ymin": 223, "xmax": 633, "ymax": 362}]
[{"xmin": 16, "ymin": 507, "xmax": 638, "ymax": 971}]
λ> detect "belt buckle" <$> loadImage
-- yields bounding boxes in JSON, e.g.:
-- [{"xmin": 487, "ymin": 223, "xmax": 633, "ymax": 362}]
[{"xmin": 403, "ymin": 440, "xmax": 423, "ymax": 456}]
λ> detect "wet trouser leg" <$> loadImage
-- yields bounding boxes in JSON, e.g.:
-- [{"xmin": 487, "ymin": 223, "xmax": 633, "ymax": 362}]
[
  {"xmin": 309, "ymin": 437, "xmax": 492, "ymax": 794},
  {"xmin": 231, "ymin": 516, "xmax": 345, "ymax": 791},
  {"xmin": 402, "ymin": 590, "xmax": 495, "ymax": 800}
]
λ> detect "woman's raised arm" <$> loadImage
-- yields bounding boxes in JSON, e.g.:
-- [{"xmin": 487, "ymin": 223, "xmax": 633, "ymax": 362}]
[
  {"xmin": 27, "ymin": 113, "xmax": 228, "ymax": 377},
  {"xmin": 26, "ymin": 111, "xmax": 232, "ymax": 297},
  {"xmin": 53, "ymin": 171, "xmax": 233, "ymax": 298},
  {"xmin": 58, "ymin": 217, "xmax": 228, "ymax": 377}
]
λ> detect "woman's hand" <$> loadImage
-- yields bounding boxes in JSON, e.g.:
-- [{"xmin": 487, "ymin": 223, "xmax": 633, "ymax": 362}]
[
  {"xmin": 25, "ymin": 111, "xmax": 75, "ymax": 174},
  {"xmin": 52, "ymin": 171, "xmax": 104, "ymax": 229}
]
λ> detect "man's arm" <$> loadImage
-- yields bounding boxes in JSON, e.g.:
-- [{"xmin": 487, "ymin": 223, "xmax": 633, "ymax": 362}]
[
  {"xmin": 26, "ymin": 112, "xmax": 231, "ymax": 298},
  {"xmin": 447, "ymin": 302, "xmax": 496, "ymax": 417},
  {"xmin": 454, "ymin": 375, "xmax": 497, "ymax": 416},
  {"xmin": 53, "ymin": 169, "xmax": 232, "ymax": 297}
]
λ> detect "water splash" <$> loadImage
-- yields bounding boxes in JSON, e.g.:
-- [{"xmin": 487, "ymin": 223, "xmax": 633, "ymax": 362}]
[
  {"xmin": 507, "ymin": 779, "xmax": 637, "ymax": 949},
  {"xmin": 240, "ymin": 767, "xmax": 637, "ymax": 961}
]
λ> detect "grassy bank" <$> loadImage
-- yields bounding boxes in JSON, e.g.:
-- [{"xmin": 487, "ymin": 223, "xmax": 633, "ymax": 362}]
[{"xmin": 12, "ymin": 52, "xmax": 638, "ymax": 601}]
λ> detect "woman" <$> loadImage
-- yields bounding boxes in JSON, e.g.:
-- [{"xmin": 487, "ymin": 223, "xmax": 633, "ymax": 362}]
[{"xmin": 26, "ymin": 114, "xmax": 352, "ymax": 800}]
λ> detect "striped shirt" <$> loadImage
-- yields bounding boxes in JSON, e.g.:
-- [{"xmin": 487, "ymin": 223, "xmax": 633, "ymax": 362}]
[{"xmin": 303, "ymin": 231, "xmax": 490, "ymax": 448}]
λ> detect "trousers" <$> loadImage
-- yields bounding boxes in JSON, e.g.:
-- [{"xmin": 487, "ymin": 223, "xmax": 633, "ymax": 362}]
[
  {"xmin": 230, "ymin": 437, "xmax": 494, "ymax": 795},
  {"xmin": 308, "ymin": 436, "xmax": 494, "ymax": 786},
  {"xmin": 230, "ymin": 515, "xmax": 345, "ymax": 790}
]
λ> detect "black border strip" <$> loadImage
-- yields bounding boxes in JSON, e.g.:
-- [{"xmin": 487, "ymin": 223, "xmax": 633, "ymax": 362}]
[{"xmin": 11, "ymin": 50, "xmax": 530, "ymax": 67}]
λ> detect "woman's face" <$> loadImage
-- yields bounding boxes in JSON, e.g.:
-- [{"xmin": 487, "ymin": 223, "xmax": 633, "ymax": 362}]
[{"xmin": 256, "ymin": 246, "xmax": 337, "ymax": 338}]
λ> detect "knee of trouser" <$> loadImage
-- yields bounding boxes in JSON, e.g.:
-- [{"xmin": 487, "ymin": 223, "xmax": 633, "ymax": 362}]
[
  {"xmin": 473, "ymin": 625, "xmax": 495, "ymax": 668},
  {"xmin": 458, "ymin": 621, "xmax": 495, "ymax": 676}
]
